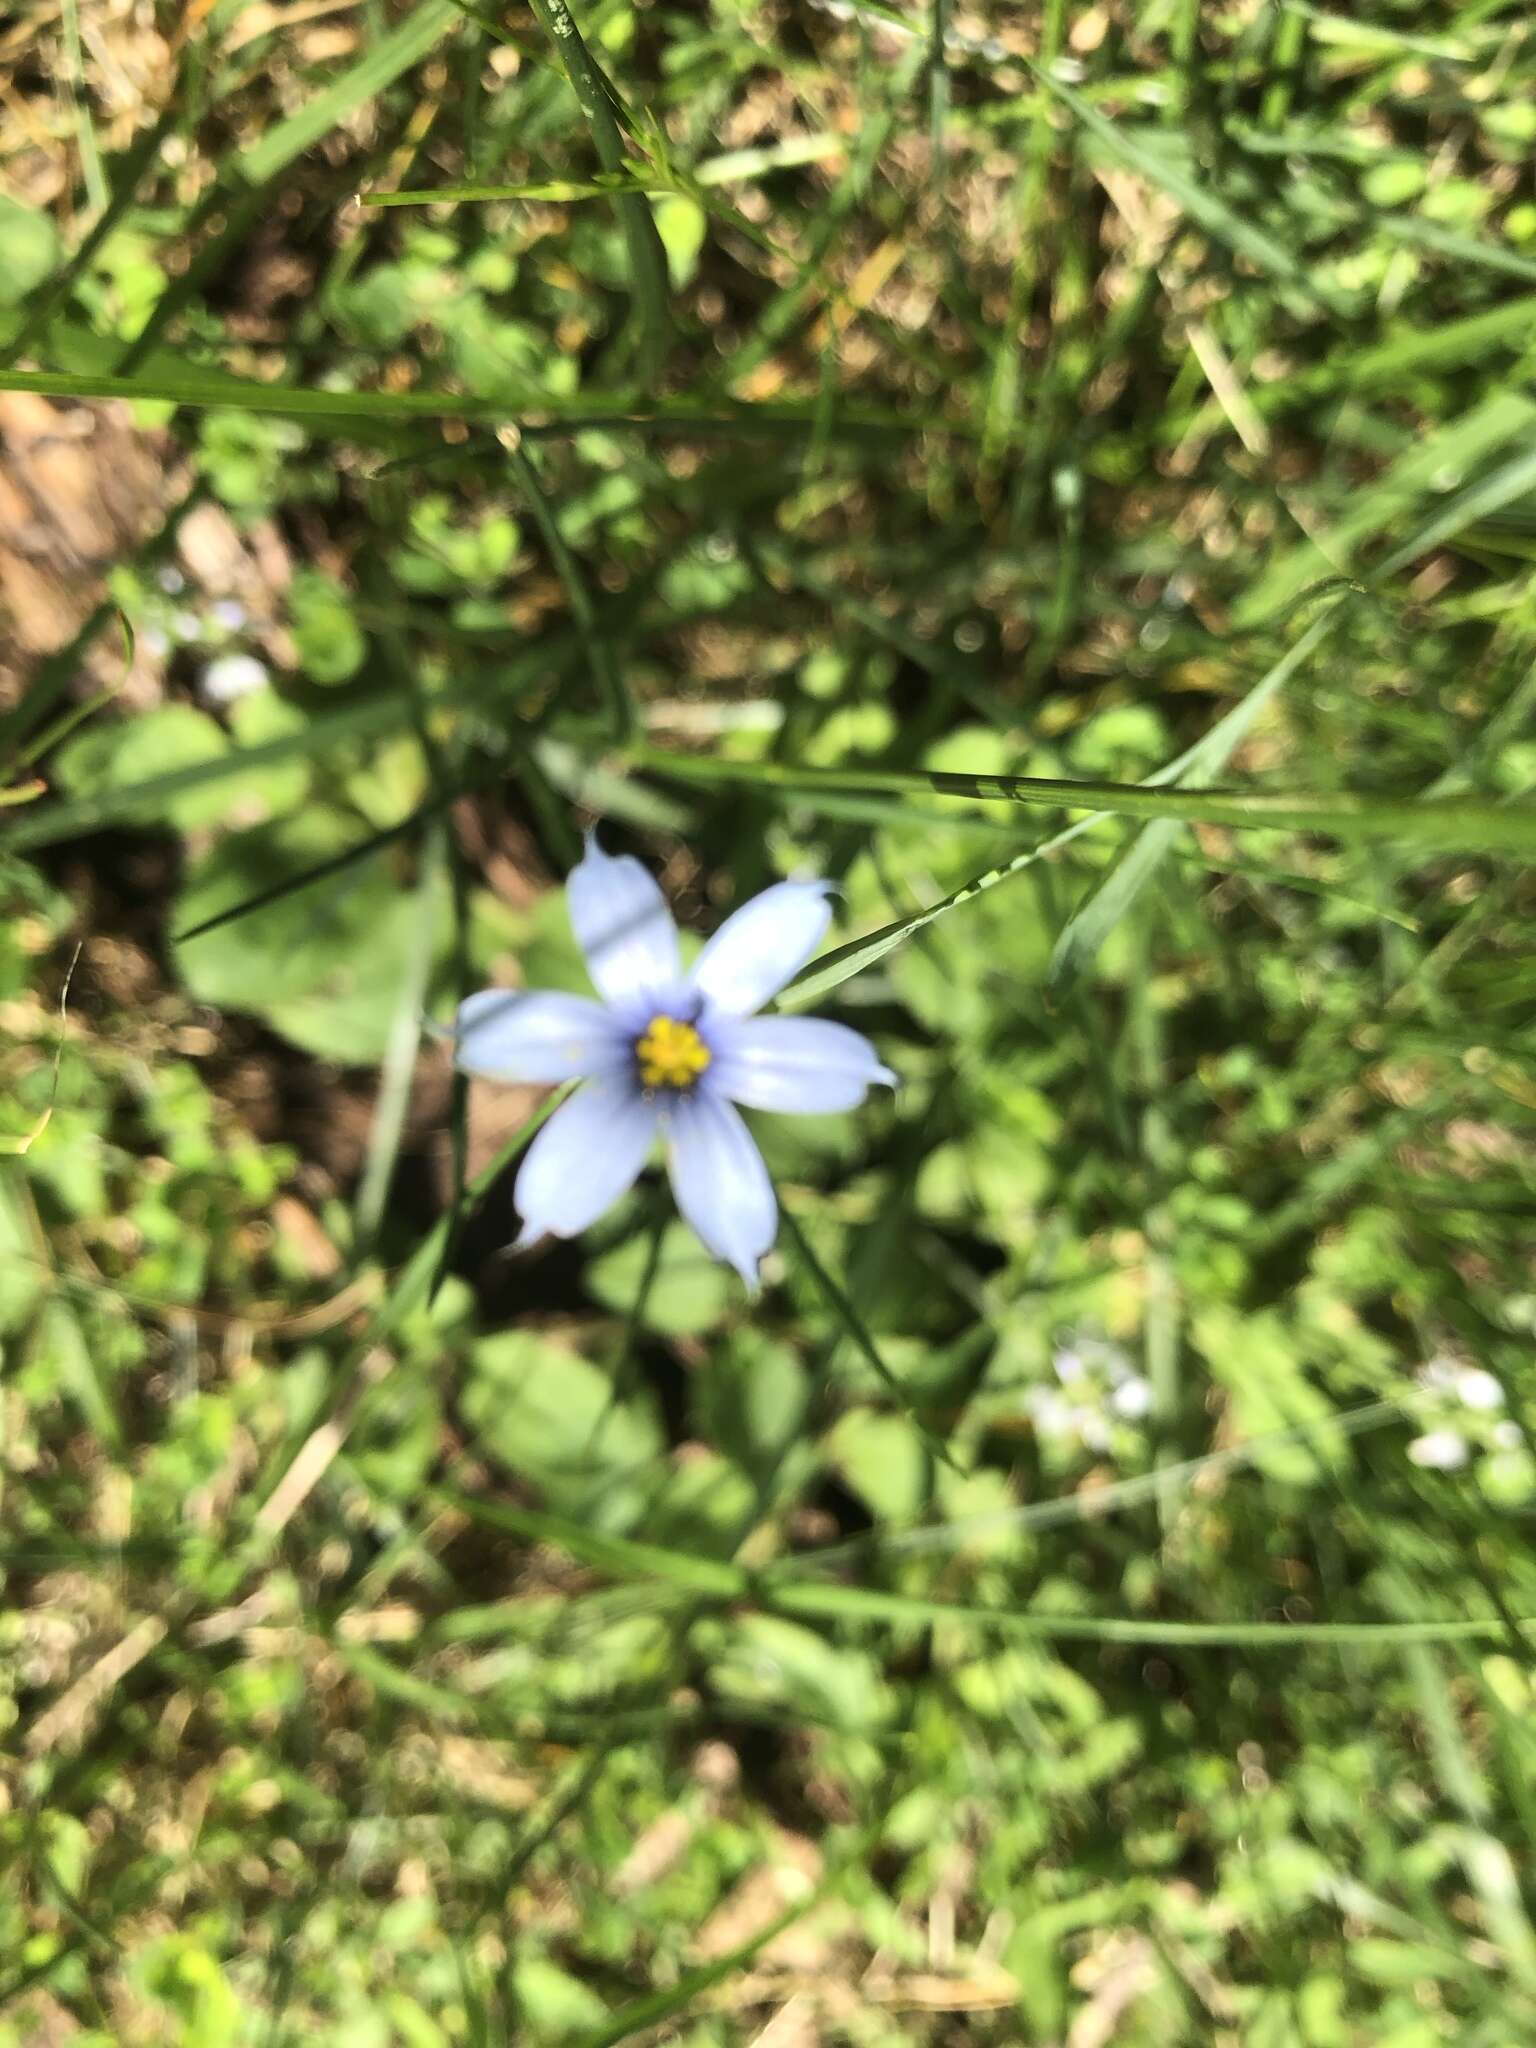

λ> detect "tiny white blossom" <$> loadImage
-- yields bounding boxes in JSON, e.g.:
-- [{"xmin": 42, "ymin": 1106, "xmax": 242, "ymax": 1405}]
[
  {"xmin": 1408, "ymin": 1429, "xmax": 1470, "ymax": 1471},
  {"xmin": 1455, "ymin": 1367, "xmax": 1504, "ymax": 1411},
  {"xmin": 1110, "ymin": 1375, "xmax": 1153, "ymax": 1420}
]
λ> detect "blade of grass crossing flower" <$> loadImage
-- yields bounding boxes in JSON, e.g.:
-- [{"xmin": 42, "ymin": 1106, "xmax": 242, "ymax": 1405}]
[
  {"xmin": 1048, "ymin": 601, "xmax": 1342, "ymax": 988},
  {"xmin": 525, "ymin": 0, "xmax": 670, "ymax": 383},
  {"xmin": 779, "ymin": 811, "xmax": 1109, "ymax": 1011}
]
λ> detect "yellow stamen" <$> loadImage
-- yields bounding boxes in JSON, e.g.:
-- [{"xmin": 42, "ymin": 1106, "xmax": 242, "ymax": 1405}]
[{"xmin": 635, "ymin": 1014, "xmax": 712, "ymax": 1092}]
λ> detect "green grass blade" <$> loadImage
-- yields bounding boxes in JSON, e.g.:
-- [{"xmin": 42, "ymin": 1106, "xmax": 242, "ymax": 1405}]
[
  {"xmin": 525, "ymin": 0, "xmax": 671, "ymax": 382},
  {"xmin": 779, "ymin": 812, "xmax": 1106, "ymax": 1011},
  {"xmin": 431, "ymin": 1488, "xmax": 746, "ymax": 1597},
  {"xmin": 238, "ymin": 0, "xmax": 460, "ymax": 186},
  {"xmin": 1378, "ymin": 443, "xmax": 1536, "ymax": 579},
  {"xmin": 352, "ymin": 819, "xmax": 446, "ymax": 1249},
  {"xmin": 0, "ymin": 105, "xmax": 179, "ymax": 369},
  {"xmin": 506, "ymin": 437, "xmax": 633, "ymax": 740},
  {"xmin": 6, "ymin": 696, "xmax": 411, "ymax": 853},
  {"xmin": 779, "ymin": 1203, "xmax": 961, "ymax": 1474},
  {"xmin": 761, "ymin": 1578, "xmax": 1515, "ymax": 1649},
  {"xmin": 363, "ymin": 174, "xmax": 649, "ymax": 205},
  {"xmin": 1032, "ymin": 63, "xmax": 1348, "ymax": 315},
  {"xmin": 0, "ymin": 363, "xmax": 922, "ymax": 439},
  {"xmin": 1376, "ymin": 213, "xmax": 1536, "ymax": 284},
  {"xmin": 634, "ymin": 746, "xmax": 1536, "ymax": 855},
  {"xmin": 1047, "ymin": 603, "xmax": 1343, "ymax": 987},
  {"xmin": 568, "ymin": 1875, "xmax": 833, "ymax": 2048}
]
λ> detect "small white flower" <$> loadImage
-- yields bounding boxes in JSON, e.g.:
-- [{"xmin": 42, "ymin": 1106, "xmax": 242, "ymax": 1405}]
[
  {"xmin": 1418, "ymin": 1356, "xmax": 1461, "ymax": 1397},
  {"xmin": 1052, "ymin": 1347, "xmax": 1085, "ymax": 1384},
  {"xmin": 1110, "ymin": 1375, "xmax": 1153, "ymax": 1420},
  {"xmin": 1025, "ymin": 1388, "xmax": 1075, "ymax": 1436},
  {"xmin": 200, "ymin": 653, "xmax": 268, "ymax": 705},
  {"xmin": 1455, "ymin": 1367, "xmax": 1504, "ymax": 1411},
  {"xmin": 211, "ymin": 598, "xmax": 248, "ymax": 632},
  {"xmin": 1408, "ymin": 1429, "xmax": 1470, "ymax": 1471},
  {"xmin": 1078, "ymin": 1413, "xmax": 1112, "ymax": 1454},
  {"xmin": 1494, "ymin": 1420, "xmax": 1524, "ymax": 1451}
]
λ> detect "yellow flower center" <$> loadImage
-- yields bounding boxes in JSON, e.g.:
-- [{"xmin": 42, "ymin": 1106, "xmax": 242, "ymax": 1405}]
[{"xmin": 635, "ymin": 1014, "xmax": 712, "ymax": 1092}]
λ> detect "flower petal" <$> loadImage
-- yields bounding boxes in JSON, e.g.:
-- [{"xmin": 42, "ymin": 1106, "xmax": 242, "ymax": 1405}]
[
  {"xmin": 687, "ymin": 879, "xmax": 834, "ymax": 1015},
  {"xmin": 665, "ymin": 1092, "xmax": 777, "ymax": 1291},
  {"xmin": 709, "ymin": 1016, "xmax": 895, "ymax": 1114},
  {"xmin": 567, "ymin": 832, "xmax": 680, "ymax": 1008},
  {"xmin": 455, "ymin": 989, "xmax": 629, "ymax": 1083},
  {"xmin": 513, "ymin": 1077, "xmax": 657, "ymax": 1245}
]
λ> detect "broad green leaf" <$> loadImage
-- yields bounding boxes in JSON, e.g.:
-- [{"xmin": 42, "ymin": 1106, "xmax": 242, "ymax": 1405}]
[
  {"xmin": 462, "ymin": 1333, "xmax": 664, "ymax": 1531},
  {"xmin": 174, "ymin": 808, "xmax": 446, "ymax": 1061},
  {"xmin": 588, "ymin": 1222, "xmax": 731, "ymax": 1335},
  {"xmin": 55, "ymin": 705, "xmax": 229, "ymax": 834},
  {"xmin": 0, "ymin": 197, "xmax": 61, "ymax": 307}
]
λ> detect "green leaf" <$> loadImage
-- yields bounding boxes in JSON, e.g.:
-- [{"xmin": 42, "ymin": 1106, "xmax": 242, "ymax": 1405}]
[
  {"xmin": 462, "ymin": 1332, "xmax": 664, "ymax": 1531},
  {"xmin": 289, "ymin": 569, "xmax": 367, "ymax": 685},
  {"xmin": 587, "ymin": 1222, "xmax": 731, "ymax": 1335},
  {"xmin": 174, "ymin": 808, "xmax": 445, "ymax": 1061},
  {"xmin": 55, "ymin": 706, "xmax": 229, "ymax": 833},
  {"xmin": 0, "ymin": 197, "xmax": 61, "ymax": 307}
]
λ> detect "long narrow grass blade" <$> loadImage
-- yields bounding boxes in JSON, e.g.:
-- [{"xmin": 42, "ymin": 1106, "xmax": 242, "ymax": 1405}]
[
  {"xmin": 1033, "ymin": 63, "xmax": 1348, "ymax": 315},
  {"xmin": 761, "ymin": 1578, "xmax": 1516, "ymax": 1648},
  {"xmin": 504, "ymin": 436, "xmax": 633, "ymax": 740},
  {"xmin": 239, "ymin": 0, "xmax": 460, "ymax": 185},
  {"xmin": 634, "ymin": 747, "xmax": 1536, "ymax": 855},
  {"xmin": 352, "ymin": 820, "xmax": 447, "ymax": 1248},
  {"xmin": 525, "ymin": 0, "xmax": 671, "ymax": 381},
  {"xmin": 1047, "ymin": 602, "xmax": 1342, "ymax": 987},
  {"xmin": 0, "ymin": 364, "xmax": 921, "ymax": 439},
  {"xmin": 779, "ymin": 1204, "xmax": 960, "ymax": 1474}
]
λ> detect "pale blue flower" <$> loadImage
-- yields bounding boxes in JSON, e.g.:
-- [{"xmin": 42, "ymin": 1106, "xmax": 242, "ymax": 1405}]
[{"xmin": 454, "ymin": 834, "xmax": 894, "ymax": 1289}]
